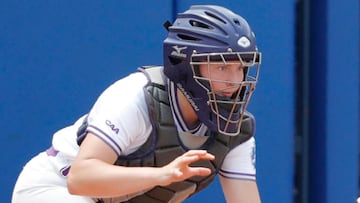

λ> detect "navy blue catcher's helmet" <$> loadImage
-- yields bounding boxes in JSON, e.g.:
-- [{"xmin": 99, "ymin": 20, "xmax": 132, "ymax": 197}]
[{"xmin": 163, "ymin": 5, "xmax": 262, "ymax": 136}]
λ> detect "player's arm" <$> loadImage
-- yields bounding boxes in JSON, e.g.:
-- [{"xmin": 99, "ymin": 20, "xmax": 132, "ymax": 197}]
[
  {"xmin": 67, "ymin": 132, "xmax": 214, "ymax": 198},
  {"xmin": 219, "ymin": 137, "xmax": 261, "ymax": 203},
  {"xmin": 220, "ymin": 177, "xmax": 261, "ymax": 203}
]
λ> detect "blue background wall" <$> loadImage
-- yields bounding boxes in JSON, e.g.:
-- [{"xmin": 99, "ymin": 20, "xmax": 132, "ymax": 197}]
[
  {"xmin": 0, "ymin": 0, "xmax": 358, "ymax": 203},
  {"xmin": 306, "ymin": 0, "xmax": 360, "ymax": 203}
]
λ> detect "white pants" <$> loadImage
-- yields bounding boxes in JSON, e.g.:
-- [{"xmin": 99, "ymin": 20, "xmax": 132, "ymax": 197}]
[{"xmin": 12, "ymin": 152, "xmax": 95, "ymax": 203}]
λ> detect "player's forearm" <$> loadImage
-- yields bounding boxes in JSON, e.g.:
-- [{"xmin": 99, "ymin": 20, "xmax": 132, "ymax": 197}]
[{"xmin": 67, "ymin": 158, "xmax": 169, "ymax": 197}]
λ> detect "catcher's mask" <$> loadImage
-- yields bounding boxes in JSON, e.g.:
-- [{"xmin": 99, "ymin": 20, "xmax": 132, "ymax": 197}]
[{"xmin": 163, "ymin": 5, "xmax": 262, "ymax": 136}]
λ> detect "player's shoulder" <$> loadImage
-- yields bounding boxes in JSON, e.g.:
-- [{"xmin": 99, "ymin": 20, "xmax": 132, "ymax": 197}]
[
  {"xmin": 93, "ymin": 71, "xmax": 149, "ymax": 109},
  {"xmin": 110, "ymin": 66, "xmax": 164, "ymax": 88},
  {"xmin": 137, "ymin": 65, "xmax": 165, "ymax": 86},
  {"xmin": 108, "ymin": 71, "xmax": 149, "ymax": 92}
]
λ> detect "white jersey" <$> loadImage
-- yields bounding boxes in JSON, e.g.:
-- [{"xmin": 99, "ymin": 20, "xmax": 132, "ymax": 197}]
[
  {"xmin": 52, "ymin": 71, "xmax": 256, "ymax": 180},
  {"xmin": 13, "ymin": 71, "xmax": 256, "ymax": 203},
  {"xmin": 50, "ymin": 71, "xmax": 153, "ymax": 164}
]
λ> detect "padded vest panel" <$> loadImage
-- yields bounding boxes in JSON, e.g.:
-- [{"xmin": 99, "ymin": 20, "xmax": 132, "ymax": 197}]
[{"xmin": 112, "ymin": 66, "xmax": 255, "ymax": 203}]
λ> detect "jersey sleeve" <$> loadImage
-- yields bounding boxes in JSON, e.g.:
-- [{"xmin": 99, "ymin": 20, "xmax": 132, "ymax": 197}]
[
  {"xmin": 219, "ymin": 137, "xmax": 257, "ymax": 181},
  {"xmin": 86, "ymin": 72, "xmax": 153, "ymax": 156}
]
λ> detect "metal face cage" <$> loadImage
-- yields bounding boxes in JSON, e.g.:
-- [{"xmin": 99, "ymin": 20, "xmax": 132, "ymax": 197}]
[{"xmin": 191, "ymin": 51, "xmax": 262, "ymax": 136}]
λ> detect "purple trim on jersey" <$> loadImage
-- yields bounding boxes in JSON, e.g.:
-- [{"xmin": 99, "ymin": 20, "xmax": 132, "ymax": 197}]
[
  {"xmin": 220, "ymin": 169, "xmax": 256, "ymax": 177},
  {"xmin": 219, "ymin": 169, "xmax": 256, "ymax": 180},
  {"xmin": 60, "ymin": 166, "xmax": 71, "ymax": 177},
  {"xmin": 87, "ymin": 125, "xmax": 122, "ymax": 155},
  {"xmin": 46, "ymin": 146, "xmax": 59, "ymax": 156},
  {"xmin": 219, "ymin": 173, "xmax": 256, "ymax": 181}
]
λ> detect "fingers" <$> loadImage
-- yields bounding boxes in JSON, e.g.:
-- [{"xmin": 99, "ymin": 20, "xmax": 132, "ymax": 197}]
[
  {"xmin": 162, "ymin": 150, "xmax": 215, "ymax": 184},
  {"xmin": 175, "ymin": 150, "xmax": 214, "ymax": 176},
  {"xmin": 189, "ymin": 167, "xmax": 212, "ymax": 177},
  {"xmin": 173, "ymin": 167, "xmax": 211, "ymax": 178},
  {"xmin": 159, "ymin": 150, "xmax": 215, "ymax": 186},
  {"xmin": 181, "ymin": 150, "xmax": 215, "ymax": 164}
]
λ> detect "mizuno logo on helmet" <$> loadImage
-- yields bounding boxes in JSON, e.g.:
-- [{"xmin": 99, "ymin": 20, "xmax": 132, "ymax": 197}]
[
  {"xmin": 238, "ymin": 36, "xmax": 250, "ymax": 48},
  {"xmin": 171, "ymin": 45, "xmax": 187, "ymax": 58}
]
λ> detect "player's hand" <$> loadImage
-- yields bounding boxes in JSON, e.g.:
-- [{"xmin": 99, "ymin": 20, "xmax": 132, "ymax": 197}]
[{"xmin": 159, "ymin": 150, "xmax": 215, "ymax": 186}]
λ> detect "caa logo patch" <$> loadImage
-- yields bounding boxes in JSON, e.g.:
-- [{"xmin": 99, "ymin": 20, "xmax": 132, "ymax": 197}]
[{"xmin": 106, "ymin": 120, "xmax": 119, "ymax": 134}]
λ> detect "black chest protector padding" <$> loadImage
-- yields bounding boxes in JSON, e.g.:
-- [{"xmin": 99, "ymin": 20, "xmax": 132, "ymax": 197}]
[{"xmin": 114, "ymin": 66, "xmax": 255, "ymax": 203}]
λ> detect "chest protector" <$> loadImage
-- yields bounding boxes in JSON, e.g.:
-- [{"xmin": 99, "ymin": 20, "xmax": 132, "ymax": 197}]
[
  {"xmin": 99, "ymin": 66, "xmax": 255, "ymax": 203},
  {"xmin": 111, "ymin": 66, "xmax": 255, "ymax": 203}
]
